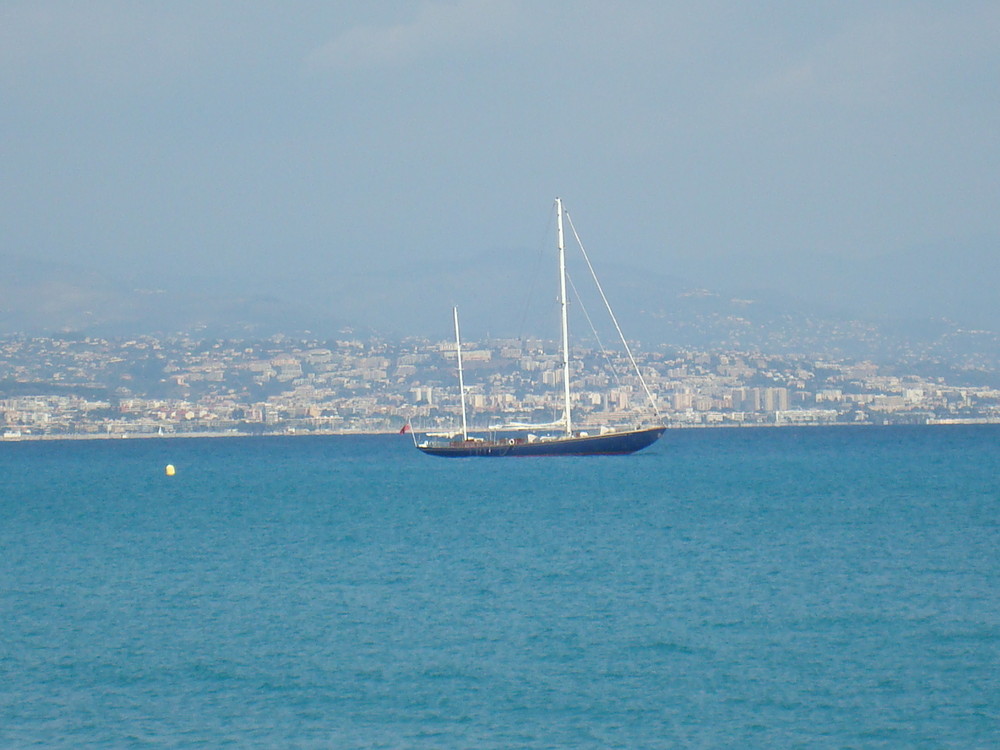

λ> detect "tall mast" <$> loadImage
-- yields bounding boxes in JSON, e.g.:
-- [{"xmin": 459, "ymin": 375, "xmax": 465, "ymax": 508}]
[
  {"xmin": 453, "ymin": 306, "xmax": 469, "ymax": 441},
  {"xmin": 556, "ymin": 198, "xmax": 572, "ymax": 435}
]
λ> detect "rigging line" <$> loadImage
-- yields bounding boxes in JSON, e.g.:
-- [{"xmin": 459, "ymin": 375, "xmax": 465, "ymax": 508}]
[
  {"xmin": 515, "ymin": 202, "xmax": 557, "ymax": 343},
  {"xmin": 564, "ymin": 210, "xmax": 663, "ymax": 422},
  {"xmin": 565, "ymin": 270, "xmax": 625, "ymax": 390}
]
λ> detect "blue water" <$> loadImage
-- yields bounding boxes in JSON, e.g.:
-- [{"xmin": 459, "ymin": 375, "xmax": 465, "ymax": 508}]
[{"xmin": 1, "ymin": 426, "xmax": 997, "ymax": 748}]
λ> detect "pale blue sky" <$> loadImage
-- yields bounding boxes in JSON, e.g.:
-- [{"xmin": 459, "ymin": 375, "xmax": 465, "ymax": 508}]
[{"xmin": 2, "ymin": 1, "xmax": 998, "ymax": 334}]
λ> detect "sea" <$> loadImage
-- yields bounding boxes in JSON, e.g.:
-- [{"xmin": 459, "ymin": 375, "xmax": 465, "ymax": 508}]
[{"xmin": 1, "ymin": 425, "xmax": 997, "ymax": 748}]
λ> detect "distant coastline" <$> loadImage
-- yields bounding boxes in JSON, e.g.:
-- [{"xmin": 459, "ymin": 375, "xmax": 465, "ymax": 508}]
[
  {"xmin": 4, "ymin": 333, "xmax": 999, "ymax": 439},
  {"xmin": 4, "ymin": 418, "xmax": 999, "ymax": 443}
]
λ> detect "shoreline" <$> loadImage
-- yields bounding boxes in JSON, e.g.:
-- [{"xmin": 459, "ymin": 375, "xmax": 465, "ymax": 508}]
[{"xmin": 3, "ymin": 418, "xmax": 999, "ymax": 443}]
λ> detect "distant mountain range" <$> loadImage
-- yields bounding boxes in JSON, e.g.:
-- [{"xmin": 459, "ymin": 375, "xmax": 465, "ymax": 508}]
[
  {"xmin": 1, "ymin": 252, "xmax": 997, "ymax": 376},
  {"xmin": 0, "ymin": 255, "xmax": 345, "ymax": 339}
]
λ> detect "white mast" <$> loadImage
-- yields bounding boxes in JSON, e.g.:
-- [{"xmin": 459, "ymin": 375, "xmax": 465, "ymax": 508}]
[
  {"xmin": 556, "ymin": 198, "xmax": 572, "ymax": 436},
  {"xmin": 453, "ymin": 306, "xmax": 469, "ymax": 441}
]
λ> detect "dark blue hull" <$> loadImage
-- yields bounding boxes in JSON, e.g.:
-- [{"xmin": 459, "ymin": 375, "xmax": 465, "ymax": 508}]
[{"xmin": 417, "ymin": 427, "xmax": 665, "ymax": 457}]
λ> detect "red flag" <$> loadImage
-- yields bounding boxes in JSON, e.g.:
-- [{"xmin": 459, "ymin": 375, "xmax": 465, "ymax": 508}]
[{"xmin": 399, "ymin": 423, "xmax": 411, "ymax": 434}]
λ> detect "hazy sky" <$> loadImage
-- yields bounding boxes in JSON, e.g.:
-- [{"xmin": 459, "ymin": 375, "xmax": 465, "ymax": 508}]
[{"xmin": 2, "ymin": 1, "xmax": 998, "ymax": 334}]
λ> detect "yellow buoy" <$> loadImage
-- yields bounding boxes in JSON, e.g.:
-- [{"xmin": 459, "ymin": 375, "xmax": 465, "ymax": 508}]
[{"xmin": 165, "ymin": 464, "xmax": 176, "ymax": 476}]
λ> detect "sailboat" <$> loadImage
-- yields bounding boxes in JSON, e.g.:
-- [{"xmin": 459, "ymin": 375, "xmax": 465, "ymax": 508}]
[{"xmin": 415, "ymin": 198, "xmax": 665, "ymax": 457}]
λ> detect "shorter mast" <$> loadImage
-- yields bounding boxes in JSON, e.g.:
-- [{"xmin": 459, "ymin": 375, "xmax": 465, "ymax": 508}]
[{"xmin": 453, "ymin": 306, "xmax": 469, "ymax": 441}]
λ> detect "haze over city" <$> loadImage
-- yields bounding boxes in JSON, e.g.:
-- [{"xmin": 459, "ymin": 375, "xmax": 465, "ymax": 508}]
[{"xmin": 2, "ymin": 1, "xmax": 998, "ymax": 339}]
